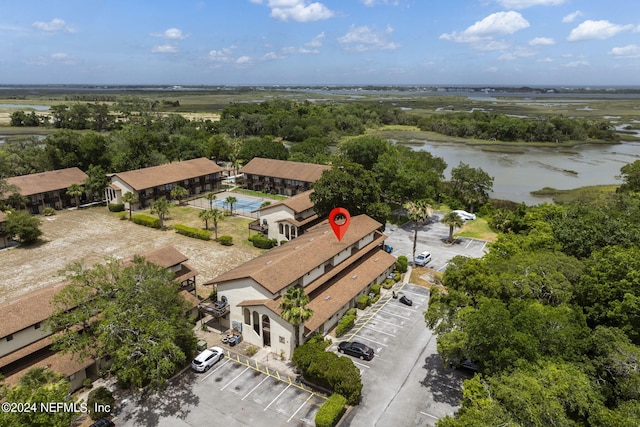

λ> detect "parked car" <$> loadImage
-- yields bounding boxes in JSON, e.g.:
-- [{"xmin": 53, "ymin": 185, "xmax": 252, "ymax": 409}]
[
  {"xmin": 338, "ymin": 341, "xmax": 374, "ymax": 360},
  {"xmin": 414, "ymin": 251, "xmax": 432, "ymax": 267},
  {"xmin": 452, "ymin": 210, "xmax": 476, "ymax": 221},
  {"xmin": 449, "ymin": 357, "xmax": 480, "ymax": 373},
  {"xmin": 191, "ymin": 346, "xmax": 224, "ymax": 372},
  {"xmin": 399, "ymin": 295, "xmax": 413, "ymax": 306},
  {"xmin": 89, "ymin": 419, "xmax": 115, "ymax": 427}
]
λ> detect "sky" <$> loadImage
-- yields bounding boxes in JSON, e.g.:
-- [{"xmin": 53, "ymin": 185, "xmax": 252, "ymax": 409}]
[{"xmin": 1, "ymin": 0, "xmax": 639, "ymax": 86}]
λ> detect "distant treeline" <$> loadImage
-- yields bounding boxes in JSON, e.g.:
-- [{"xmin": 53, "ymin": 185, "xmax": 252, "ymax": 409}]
[{"xmin": 417, "ymin": 111, "xmax": 619, "ymax": 143}]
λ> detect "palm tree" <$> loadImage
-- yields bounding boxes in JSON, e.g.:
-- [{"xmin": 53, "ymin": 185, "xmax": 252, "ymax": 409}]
[
  {"xmin": 441, "ymin": 211, "xmax": 465, "ymax": 243},
  {"xmin": 7, "ymin": 192, "xmax": 28, "ymax": 211},
  {"xmin": 198, "ymin": 209, "xmax": 214, "ymax": 230},
  {"xmin": 204, "ymin": 192, "xmax": 217, "ymax": 210},
  {"xmin": 225, "ymin": 196, "xmax": 237, "ymax": 215},
  {"xmin": 151, "ymin": 197, "xmax": 170, "ymax": 228},
  {"xmin": 171, "ymin": 185, "xmax": 188, "ymax": 205},
  {"xmin": 404, "ymin": 199, "xmax": 433, "ymax": 264},
  {"xmin": 279, "ymin": 286, "xmax": 313, "ymax": 350},
  {"xmin": 121, "ymin": 192, "xmax": 138, "ymax": 220},
  {"xmin": 210, "ymin": 208, "xmax": 225, "ymax": 241},
  {"xmin": 66, "ymin": 183, "xmax": 84, "ymax": 208}
]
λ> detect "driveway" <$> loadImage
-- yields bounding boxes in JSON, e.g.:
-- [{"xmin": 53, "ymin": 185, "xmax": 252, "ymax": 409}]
[
  {"xmin": 334, "ymin": 283, "xmax": 469, "ymax": 427},
  {"xmin": 384, "ymin": 213, "xmax": 489, "ymax": 272}
]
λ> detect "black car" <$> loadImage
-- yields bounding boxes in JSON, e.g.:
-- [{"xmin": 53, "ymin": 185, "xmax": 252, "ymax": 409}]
[
  {"xmin": 338, "ymin": 341, "xmax": 374, "ymax": 360},
  {"xmin": 399, "ymin": 295, "xmax": 413, "ymax": 306}
]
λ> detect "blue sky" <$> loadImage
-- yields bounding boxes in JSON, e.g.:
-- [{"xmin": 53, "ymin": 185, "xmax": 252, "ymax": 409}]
[{"xmin": 1, "ymin": 0, "xmax": 639, "ymax": 86}]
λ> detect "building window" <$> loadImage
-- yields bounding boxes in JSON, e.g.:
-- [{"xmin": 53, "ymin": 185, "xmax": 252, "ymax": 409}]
[
  {"xmin": 69, "ymin": 374, "xmax": 76, "ymax": 381},
  {"xmin": 34, "ymin": 322, "xmax": 41, "ymax": 329},
  {"xmin": 279, "ymin": 336, "xmax": 285, "ymax": 344},
  {"xmin": 6, "ymin": 334, "xmax": 13, "ymax": 342}
]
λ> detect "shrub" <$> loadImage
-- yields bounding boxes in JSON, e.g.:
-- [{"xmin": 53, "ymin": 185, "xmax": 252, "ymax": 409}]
[
  {"xmin": 345, "ymin": 308, "xmax": 357, "ymax": 317},
  {"xmin": 394, "ymin": 272, "xmax": 401, "ymax": 282},
  {"xmin": 315, "ymin": 394, "xmax": 347, "ymax": 427},
  {"xmin": 108, "ymin": 203, "xmax": 125, "ymax": 212},
  {"xmin": 382, "ymin": 279, "xmax": 394, "ymax": 289},
  {"xmin": 118, "ymin": 212, "xmax": 127, "ymax": 220},
  {"xmin": 42, "ymin": 207, "xmax": 56, "ymax": 216},
  {"xmin": 370, "ymin": 294, "xmax": 380, "ymax": 304},
  {"xmin": 249, "ymin": 234, "xmax": 277, "ymax": 249},
  {"xmin": 396, "ymin": 255, "xmax": 408, "ymax": 273},
  {"xmin": 82, "ymin": 378, "xmax": 93, "ymax": 388},
  {"xmin": 246, "ymin": 345, "xmax": 259, "ymax": 357},
  {"xmin": 174, "ymin": 224, "xmax": 211, "ymax": 240},
  {"xmin": 131, "ymin": 214, "xmax": 161, "ymax": 229},
  {"xmin": 87, "ymin": 386, "xmax": 114, "ymax": 420},
  {"xmin": 218, "ymin": 235, "xmax": 233, "ymax": 246},
  {"xmin": 370, "ymin": 284, "xmax": 381, "ymax": 296},
  {"xmin": 335, "ymin": 314, "xmax": 356, "ymax": 338},
  {"xmin": 356, "ymin": 294, "xmax": 370, "ymax": 310}
]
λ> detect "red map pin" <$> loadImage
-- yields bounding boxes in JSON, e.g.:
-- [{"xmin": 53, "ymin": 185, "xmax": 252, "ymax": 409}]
[{"xmin": 329, "ymin": 207, "xmax": 351, "ymax": 241}]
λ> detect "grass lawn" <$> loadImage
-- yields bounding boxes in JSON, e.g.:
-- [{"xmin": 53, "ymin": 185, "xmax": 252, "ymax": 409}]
[{"xmin": 455, "ymin": 217, "xmax": 497, "ymax": 242}]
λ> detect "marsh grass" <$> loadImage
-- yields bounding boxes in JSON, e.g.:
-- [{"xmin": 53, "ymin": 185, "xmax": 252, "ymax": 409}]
[{"xmin": 530, "ymin": 185, "xmax": 618, "ymax": 205}]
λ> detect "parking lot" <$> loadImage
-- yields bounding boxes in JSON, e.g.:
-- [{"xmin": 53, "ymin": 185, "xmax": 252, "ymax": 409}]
[
  {"xmin": 334, "ymin": 283, "xmax": 469, "ymax": 427},
  {"xmin": 116, "ymin": 351, "xmax": 326, "ymax": 427},
  {"xmin": 384, "ymin": 213, "xmax": 489, "ymax": 271}
]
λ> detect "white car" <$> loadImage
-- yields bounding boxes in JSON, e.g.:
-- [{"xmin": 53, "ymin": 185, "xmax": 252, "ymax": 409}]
[
  {"xmin": 452, "ymin": 210, "xmax": 476, "ymax": 221},
  {"xmin": 415, "ymin": 251, "xmax": 432, "ymax": 267},
  {"xmin": 191, "ymin": 346, "xmax": 224, "ymax": 372}
]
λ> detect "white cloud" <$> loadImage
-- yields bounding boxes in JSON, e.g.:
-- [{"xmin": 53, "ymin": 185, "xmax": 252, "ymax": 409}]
[
  {"xmin": 562, "ymin": 60, "xmax": 589, "ymax": 67},
  {"xmin": 562, "ymin": 10, "xmax": 582, "ymax": 23},
  {"xmin": 610, "ymin": 44, "xmax": 640, "ymax": 58},
  {"xmin": 568, "ymin": 20, "xmax": 633, "ymax": 41},
  {"xmin": 360, "ymin": 0, "xmax": 401, "ymax": 5},
  {"xmin": 496, "ymin": 0, "xmax": 565, "ymax": 9},
  {"xmin": 151, "ymin": 28, "xmax": 188, "ymax": 40},
  {"xmin": 32, "ymin": 18, "xmax": 74, "ymax": 33},
  {"xmin": 208, "ymin": 47, "xmax": 236, "ymax": 62},
  {"xmin": 262, "ymin": 51, "xmax": 285, "ymax": 60},
  {"xmin": 236, "ymin": 56, "xmax": 252, "ymax": 64},
  {"xmin": 152, "ymin": 44, "xmax": 178, "ymax": 53},
  {"xmin": 306, "ymin": 32, "xmax": 326, "ymax": 47},
  {"xmin": 263, "ymin": 0, "xmax": 334, "ymax": 22},
  {"xmin": 538, "ymin": 57, "xmax": 553, "ymax": 62},
  {"xmin": 338, "ymin": 25, "xmax": 400, "ymax": 52},
  {"xmin": 499, "ymin": 47, "xmax": 534, "ymax": 60},
  {"xmin": 26, "ymin": 52, "xmax": 75, "ymax": 66},
  {"xmin": 440, "ymin": 11, "xmax": 529, "ymax": 43},
  {"xmin": 529, "ymin": 37, "xmax": 555, "ymax": 46}
]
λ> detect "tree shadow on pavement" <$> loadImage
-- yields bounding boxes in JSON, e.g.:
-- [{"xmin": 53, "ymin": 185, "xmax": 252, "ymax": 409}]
[
  {"xmin": 419, "ymin": 353, "xmax": 467, "ymax": 407},
  {"xmin": 118, "ymin": 370, "xmax": 200, "ymax": 427}
]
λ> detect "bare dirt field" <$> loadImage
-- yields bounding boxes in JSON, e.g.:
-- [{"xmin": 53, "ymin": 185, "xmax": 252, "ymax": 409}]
[{"xmin": 0, "ymin": 207, "xmax": 263, "ymax": 302}]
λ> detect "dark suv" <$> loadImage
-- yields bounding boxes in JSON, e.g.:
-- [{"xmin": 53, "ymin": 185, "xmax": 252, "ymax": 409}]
[{"xmin": 90, "ymin": 419, "xmax": 115, "ymax": 427}]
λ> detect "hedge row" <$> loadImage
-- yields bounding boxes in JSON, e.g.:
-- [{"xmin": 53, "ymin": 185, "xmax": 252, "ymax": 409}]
[
  {"xmin": 356, "ymin": 294, "xmax": 370, "ymax": 310},
  {"xmin": 131, "ymin": 214, "xmax": 160, "ymax": 229},
  {"xmin": 315, "ymin": 394, "xmax": 347, "ymax": 427},
  {"xmin": 249, "ymin": 234, "xmax": 278, "ymax": 249},
  {"xmin": 174, "ymin": 224, "xmax": 211, "ymax": 240},
  {"xmin": 108, "ymin": 203, "xmax": 125, "ymax": 212},
  {"xmin": 335, "ymin": 314, "xmax": 356, "ymax": 338},
  {"xmin": 218, "ymin": 235, "xmax": 233, "ymax": 246},
  {"xmin": 292, "ymin": 335, "xmax": 362, "ymax": 405}
]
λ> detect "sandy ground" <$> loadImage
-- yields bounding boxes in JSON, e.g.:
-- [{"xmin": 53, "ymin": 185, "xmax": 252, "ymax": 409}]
[{"xmin": 0, "ymin": 207, "xmax": 259, "ymax": 302}]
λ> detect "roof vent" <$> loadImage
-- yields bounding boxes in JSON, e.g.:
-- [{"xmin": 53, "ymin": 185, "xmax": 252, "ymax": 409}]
[
  {"xmin": 324, "ymin": 295, "xmax": 331, "ymax": 300},
  {"xmin": 266, "ymin": 260, "xmax": 273, "ymax": 265},
  {"xmin": 374, "ymin": 257, "xmax": 379, "ymax": 262},
  {"xmin": 352, "ymin": 275, "xmax": 358, "ymax": 279},
  {"xmin": 309, "ymin": 237, "xmax": 315, "ymax": 242},
  {"xmin": 323, "ymin": 230, "xmax": 329, "ymax": 234},
  {"xmin": 294, "ymin": 245, "xmax": 301, "ymax": 250}
]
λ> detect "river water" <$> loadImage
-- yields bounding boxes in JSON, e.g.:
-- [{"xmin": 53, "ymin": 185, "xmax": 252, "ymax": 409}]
[{"xmin": 409, "ymin": 140, "xmax": 640, "ymax": 205}]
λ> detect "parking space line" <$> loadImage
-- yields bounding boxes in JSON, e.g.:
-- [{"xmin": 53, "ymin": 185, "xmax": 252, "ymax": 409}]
[
  {"xmin": 220, "ymin": 366, "xmax": 250, "ymax": 391},
  {"xmin": 265, "ymin": 383, "xmax": 292, "ymax": 411},
  {"xmin": 420, "ymin": 411, "xmax": 439, "ymax": 420},
  {"xmin": 367, "ymin": 316, "xmax": 407, "ymax": 329},
  {"xmin": 242, "ymin": 375, "xmax": 270, "ymax": 400},
  {"xmin": 378, "ymin": 308, "xmax": 411, "ymax": 320},
  {"xmin": 362, "ymin": 324, "xmax": 396, "ymax": 337},
  {"xmin": 350, "ymin": 334, "xmax": 388, "ymax": 347},
  {"xmin": 287, "ymin": 393, "xmax": 314, "ymax": 423},
  {"xmin": 200, "ymin": 359, "xmax": 231, "ymax": 382}
]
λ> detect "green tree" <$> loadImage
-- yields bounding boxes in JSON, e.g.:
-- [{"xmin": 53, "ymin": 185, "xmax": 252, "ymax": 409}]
[
  {"xmin": 238, "ymin": 136, "xmax": 289, "ymax": 162},
  {"xmin": 209, "ymin": 208, "xmax": 225, "ymax": 240},
  {"xmin": 450, "ymin": 162, "xmax": 494, "ymax": 213},
  {"xmin": 279, "ymin": 286, "xmax": 314, "ymax": 350},
  {"xmin": 121, "ymin": 192, "xmax": 138, "ymax": 220},
  {"xmin": 170, "ymin": 185, "xmax": 188, "ymax": 205},
  {"xmin": 48, "ymin": 256, "xmax": 197, "ymax": 391},
  {"xmin": 225, "ymin": 196, "xmax": 237, "ymax": 215},
  {"xmin": 340, "ymin": 136, "xmax": 391, "ymax": 170},
  {"xmin": 618, "ymin": 159, "xmax": 640, "ymax": 193},
  {"xmin": 83, "ymin": 165, "xmax": 110, "ymax": 202},
  {"xmin": 7, "ymin": 192, "xmax": 28, "ymax": 211},
  {"xmin": 404, "ymin": 199, "xmax": 432, "ymax": 263},
  {"xmin": 198, "ymin": 208, "xmax": 215, "ymax": 230},
  {"xmin": 441, "ymin": 211, "xmax": 464, "ymax": 243},
  {"xmin": 0, "ymin": 367, "xmax": 77, "ymax": 427},
  {"xmin": 66, "ymin": 183, "xmax": 84, "ymax": 208},
  {"xmin": 204, "ymin": 192, "xmax": 217, "ymax": 210},
  {"xmin": 5, "ymin": 211, "xmax": 42, "ymax": 244},
  {"xmin": 151, "ymin": 197, "xmax": 170, "ymax": 228}
]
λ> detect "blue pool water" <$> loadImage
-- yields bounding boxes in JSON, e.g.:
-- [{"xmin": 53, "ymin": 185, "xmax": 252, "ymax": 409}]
[{"xmin": 210, "ymin": 196, "xmax": 263, "ymax": 212}]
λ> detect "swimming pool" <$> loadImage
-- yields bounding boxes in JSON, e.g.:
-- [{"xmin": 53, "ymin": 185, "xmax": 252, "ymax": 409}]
[{"xmin": 209, "ymin": 196, "xmax": 264, "ymax": 213}]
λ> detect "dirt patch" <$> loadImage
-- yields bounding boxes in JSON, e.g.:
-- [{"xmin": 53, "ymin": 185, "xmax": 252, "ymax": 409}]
[{"xmin": 0, "ymin": 207, "xmax": 262, "ymax": 302}]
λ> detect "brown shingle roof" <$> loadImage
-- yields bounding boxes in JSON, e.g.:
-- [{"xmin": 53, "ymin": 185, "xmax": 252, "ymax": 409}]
[
  {"xmin": 0, "ymin": 282, "xmax": 68, "ymax": 338},
  {"xmin": 6, "ymin": 167, "xmax": 88, "ymax": 197},
  {"xmin": 112, "ymin": 158, "xmax": 223, "ymax": 191},
  {"xmin": 257, "ymin": 190, "xmax": 315, "ymax": 214},
  {"xmin": 241, "ymin": 158, "xmax": 330, "ymax": 183},
  {"xmin": 2, "ymin": 348, "xmax": 94, "ymax": 387},
  {"xmin": 137, "ymin": 245, "xmax": 188, "ymax": 268},
  {"xmin": 205, "ymin": 215, "xmax": 383, "ymax": 294}
]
